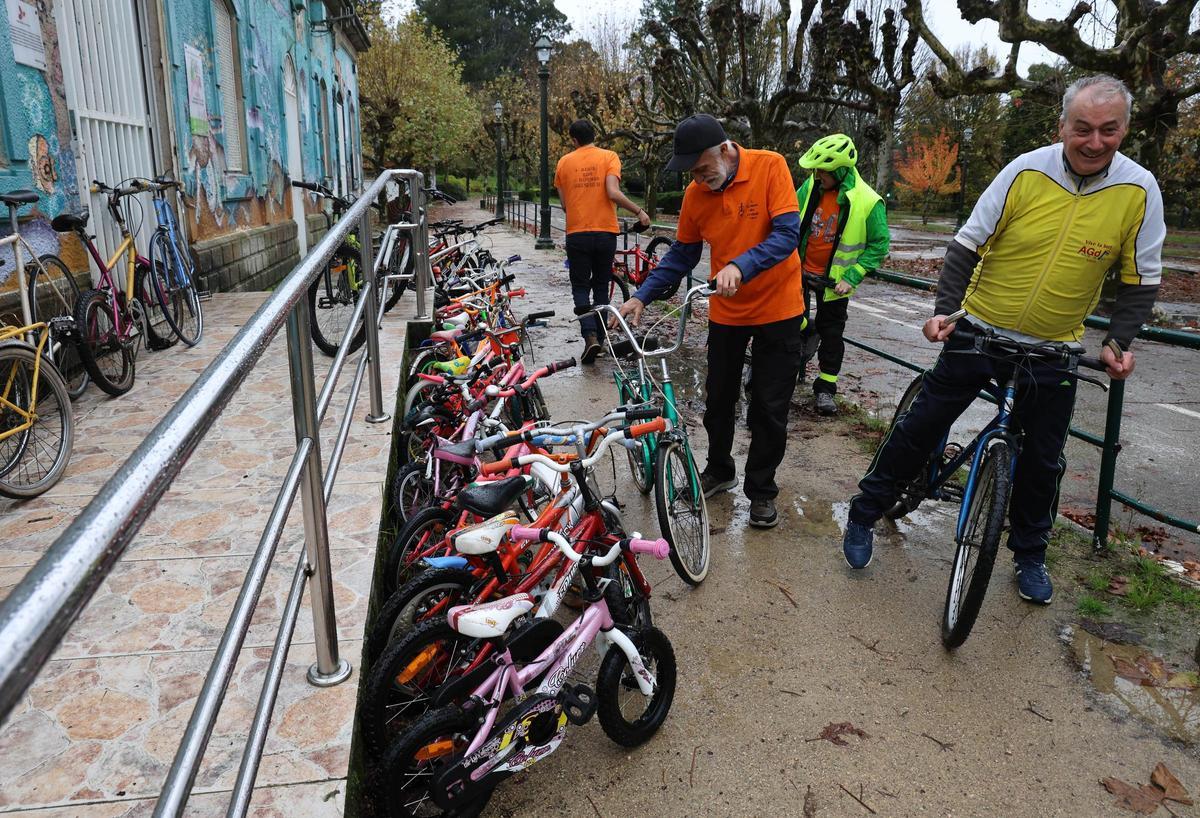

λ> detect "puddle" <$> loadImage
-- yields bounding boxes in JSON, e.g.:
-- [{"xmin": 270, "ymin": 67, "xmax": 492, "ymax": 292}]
[{"xmin": 1069, "ymin": 627, "xmax": 1200, "ymax": 745}]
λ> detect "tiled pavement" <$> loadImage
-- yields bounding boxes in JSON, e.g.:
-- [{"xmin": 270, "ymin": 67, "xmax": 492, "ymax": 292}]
[{"xmin": 0, "ymin": 290, "xmax": 407, "ymax": 816}]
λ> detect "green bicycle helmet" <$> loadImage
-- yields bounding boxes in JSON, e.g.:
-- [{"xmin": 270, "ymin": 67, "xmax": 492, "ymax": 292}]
[{"xmin": 799, "ymin": 134, "xmax": 858, "ymax": 171}]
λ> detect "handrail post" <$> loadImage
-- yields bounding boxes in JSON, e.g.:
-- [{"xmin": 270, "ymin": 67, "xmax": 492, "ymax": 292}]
[
  {"xmin": 359, "ymin": 192, "xmax": 390, "ymax": 424},
  {"xmin": 285, "ymin": 301, "xmax": 351, "ymax": 687},
  {"xmin": 411, "ymin": 177, "xmax": 431, "ymax": 319},
  {"xmin": 1091, "ymin": 378, "xmax": 1126, "ymax": 551}
]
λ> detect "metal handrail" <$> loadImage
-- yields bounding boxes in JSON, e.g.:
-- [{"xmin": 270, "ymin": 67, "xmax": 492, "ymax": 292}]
[{"xmin": 0, "ymin": 168, "xmax": 434, "ymax": 816}]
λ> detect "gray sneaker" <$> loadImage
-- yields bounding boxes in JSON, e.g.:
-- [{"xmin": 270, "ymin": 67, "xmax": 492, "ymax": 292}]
[
  {"xmin": 700, "ymin": 472, "xmax": 737, "ymax": 498},
  {"xmin": 815, "ymin": 392, "xmax": 837, "ymax": 416},
  {"xmin": 581, "ymin": 334, "xmax": 601, "ymax": 364},
  {"xmin": 749, "ymin": 499, "xmax": 779, "ymax": 528}
]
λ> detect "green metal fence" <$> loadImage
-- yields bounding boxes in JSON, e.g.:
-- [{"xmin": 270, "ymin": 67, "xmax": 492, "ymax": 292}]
[{"xmin": 856, "ymin": 268, "xmax": 1200, "ymax": 550}]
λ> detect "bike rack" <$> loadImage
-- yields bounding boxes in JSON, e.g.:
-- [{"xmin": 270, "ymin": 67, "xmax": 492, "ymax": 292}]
[{"xmin": 0, "ymin": 168, "xmax": 436, "ymax": 817}]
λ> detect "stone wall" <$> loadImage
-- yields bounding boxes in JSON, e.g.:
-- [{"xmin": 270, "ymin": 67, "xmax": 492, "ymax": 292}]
[{"xmin": 192, "ymin": 221, "xmax": 299, "ymax": 293}]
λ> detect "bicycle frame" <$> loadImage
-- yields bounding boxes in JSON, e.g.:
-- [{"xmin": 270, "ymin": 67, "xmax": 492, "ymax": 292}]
[
  {"xmin": 80, "ymin": 228, "xmax": 141, "ymax": 340},
  {"xmin": 150, "ymin": 190, "xmax": 192, "ymax": 290},
  {"xmin": 0, "ymin": 323, "xmax": 51, "ymax": 445}
]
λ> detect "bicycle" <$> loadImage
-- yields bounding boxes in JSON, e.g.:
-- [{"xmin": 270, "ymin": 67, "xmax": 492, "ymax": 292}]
[
  {"xmin": 0, "ymin": 319, "xmax": 75, "ymax": 499},
  {"xmin": 878, "ymin": 313, "xmax": 1111, "ymax": 648},
  {"xmin": 592, "ymin": 281, "xmax": 714, "ymax": 585},
  {"xmin": 373, "ymin": 525, "xmax": 675, "ymax": 817},
  {"xmin": 145, "ymin": 175, "xmax": 204, "ymax": 346},
  {"xmin": 1, "ymin": 188, "xmax": 88, "ymax": 398},
  {"xmin": 608, "ymin": 221, "xmax": 672, "ymax": 304}
]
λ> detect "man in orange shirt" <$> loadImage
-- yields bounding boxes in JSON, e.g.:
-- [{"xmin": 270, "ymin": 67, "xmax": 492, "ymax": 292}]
[
  {"xmin": 615, "ymin": 114, "xmax": 805, "ymax": 528},
  {"xmin": 555, "ymin": 120, "xmax": 650, "ymax": 363}
]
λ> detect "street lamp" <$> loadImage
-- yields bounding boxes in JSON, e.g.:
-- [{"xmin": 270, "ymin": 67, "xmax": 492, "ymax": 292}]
[
  {"xmin": 534, "ymin": 34, "xmax": 554, "ymax": 249},
  {"xmin": 493, "ymin": 100, "xmax": 505, "ymax": 220},
  {"xmin": 956, "ymin": 126, "xmax": 974, "ymax": 230}
]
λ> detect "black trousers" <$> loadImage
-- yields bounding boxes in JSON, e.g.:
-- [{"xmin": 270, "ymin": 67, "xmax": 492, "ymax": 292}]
[
  {"xmin": 704, "ymin": 315, "xmax": 805, "ymax": 501},
  {"xmin": 849, "ymin": 329, "xmax": 1078, "ymax": 560},
  {"xmin": 564, "ymin": 231, "xmax": 617, "ymax": 339},
  {"xmin": 801, "ymin": 285, "xmax": 849, "ymax": 394}
]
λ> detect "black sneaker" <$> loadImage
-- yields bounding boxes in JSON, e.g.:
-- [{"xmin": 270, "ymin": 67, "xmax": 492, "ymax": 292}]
[
  {"xmin": 815, "ymin": 392, "xmax": 837, "ymax": 416},
  {"xmin": 749, "ymin": 499, "xmax": 778, "ymax": 528},
  {"xmin": 700, "ymin": 472, "xmax": 737, "ymax": 498},
  {"xmin": 581, "ymin": 334, "xmax": 601, "ymax": 364}
]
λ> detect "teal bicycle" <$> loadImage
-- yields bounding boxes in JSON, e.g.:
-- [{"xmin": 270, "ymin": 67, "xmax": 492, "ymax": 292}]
[{"xmin": 592, "ymin": 282, "xmax": 713, "ymax": 585}]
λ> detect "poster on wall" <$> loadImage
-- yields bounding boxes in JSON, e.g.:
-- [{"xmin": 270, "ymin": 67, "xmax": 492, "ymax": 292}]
[
  {"xmin": 184, "ymin": 44, "xmax": 209, "ymax": 135},
  {"xmin": 7, "ymin": 0, "xmax": 47, "ymax": 71}
]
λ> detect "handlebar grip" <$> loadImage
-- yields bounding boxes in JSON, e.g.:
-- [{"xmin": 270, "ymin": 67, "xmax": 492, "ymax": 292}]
[
  {"xmin": 627, "ymin": 538, "xmax": 671, "ymax": 560},
  {"xmin": 508, "ymin": 288, "xmax": 526, "ymax": 298},
  {"xmin": 501, "ymin": 273, "xmax": 516, "ymax": 286},
  {"xmin": 622, "ymin": 405, "xmax": 660, "ymax": 421},
  {"xmin": 506, "ymin": 255, "xmax": 522, "ymax": 264},
  {"xmin": 480, "ymin": 458, "xmax": 514, "ymax": 475},
  {"xmin": 1078, "ymin": 356, "xmax": 1108, "ymax": 372},
  {"xmin": 546, "ymin": 357, "xmax": 576, "ymax": 374},
  {"xmin": 526, "ymin": 311, "xmax": 554, "ymax": 323},
  {"xmin": 509, "ymin": 525, "xmax": 547, "ymax": 542},
  {"xmin": 628, "ymin": 417, "xmax": 667, "ymax": 437}
]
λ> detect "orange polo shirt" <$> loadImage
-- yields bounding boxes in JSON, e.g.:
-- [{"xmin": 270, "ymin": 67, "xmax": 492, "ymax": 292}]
[
  {"xmin": 676, "ymin": 146, "xmax": 804, "ymax": 325},
  {"xmin": 554, "ymin": 144, "xmax": 621, "ymax": 234}
]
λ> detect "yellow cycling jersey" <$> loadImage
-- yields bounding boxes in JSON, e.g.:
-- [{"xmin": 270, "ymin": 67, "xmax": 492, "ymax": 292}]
[{"xmin": 954, "ymin": 144, "xmax": 1165, "ymax": 342}]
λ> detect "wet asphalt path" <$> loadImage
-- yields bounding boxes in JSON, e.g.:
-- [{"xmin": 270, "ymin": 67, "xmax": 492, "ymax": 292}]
[{"xmin": 449, "ymin": 211, "xmax": 1200, "ymax": 818}]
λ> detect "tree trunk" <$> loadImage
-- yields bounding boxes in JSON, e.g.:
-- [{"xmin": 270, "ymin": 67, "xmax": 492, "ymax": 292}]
[
  {"xmin": 874, "ymin": 108, "xmax": 896, "ymax": 194},
  {"xmin": 644, "ymin": 158, "xmax": 661, "ymax": 219}
]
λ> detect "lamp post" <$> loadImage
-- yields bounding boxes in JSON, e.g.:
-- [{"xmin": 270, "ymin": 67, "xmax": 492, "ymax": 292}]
[
  {"xmin": 534, "ymin": 35, "xmax": 553, "ymax": 249},
  {"xmin": 493, "ymin": 100, "xmax": 505, "ymax": 220},
  {"xmin": 956, "ymin": 126, "xmax": 974, "ymax": 230}
]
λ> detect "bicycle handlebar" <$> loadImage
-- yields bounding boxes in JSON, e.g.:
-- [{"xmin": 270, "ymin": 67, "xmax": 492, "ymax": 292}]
[
  {"xmin": 592, "ymin": 280, "xmax": 717, "ymax": 360},
  {"xmin": 474, "ymin": 409, "xmax": 667, "ymax": 459},
  {"xmin": 508, "ymin": 528, "xmax": 670, "ymax": 566},
  {"xmin": 951, "ymin": 320, "xmax": 1112, "ymax": 390}
]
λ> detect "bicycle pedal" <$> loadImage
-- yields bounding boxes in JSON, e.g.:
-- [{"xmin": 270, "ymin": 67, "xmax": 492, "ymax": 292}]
[
  {"xmin": 559, "ymin": 683, "xmax": 597, "ymax": 725},
  {"xmin": 317, "ymin": 297, "xmax": 334, "ymax": 309},
  {"xmin": 197, "ymin": 290, "xmax": 213, "ymax": 302}
]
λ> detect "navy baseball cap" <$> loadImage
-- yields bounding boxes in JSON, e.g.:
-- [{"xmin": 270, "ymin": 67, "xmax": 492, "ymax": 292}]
[{"xmin": 665, "ymin": 114, "xmax": 728, "ymax": 172}]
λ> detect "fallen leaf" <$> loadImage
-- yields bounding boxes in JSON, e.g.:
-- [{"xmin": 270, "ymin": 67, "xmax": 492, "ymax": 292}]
[
  {"xmin": 811, "ymin": 722, "xmax": 870, "ymax": 747},
  {"xmin": 1151, "ymin": 762, "xmax": 1194, "ymax": 805},
  {"xmin": 1164, "ymin": 672, "xmax": 1199, "ymax": 691},
  {"xmin": 1101, "ymin": 777, "xmax": 1164, "ymax": 814},
  {"xmin": 1108, "ymin": 575, "xmax": 1129, "ymax": 596}
]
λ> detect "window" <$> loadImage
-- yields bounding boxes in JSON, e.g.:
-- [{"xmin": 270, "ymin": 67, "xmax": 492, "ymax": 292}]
[
  {"xmin": 213, "ymin": 0, "xmax": 247, "ymax": 172},
  {"xmin": 318, "ymin": 78, "xmax": 332, "ymax": 183}
]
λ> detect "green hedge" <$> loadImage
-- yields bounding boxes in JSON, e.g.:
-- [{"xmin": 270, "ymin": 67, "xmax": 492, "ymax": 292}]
[{"xmin": 656, "ymin": 191, "xmax": 684, "ymax": 215}]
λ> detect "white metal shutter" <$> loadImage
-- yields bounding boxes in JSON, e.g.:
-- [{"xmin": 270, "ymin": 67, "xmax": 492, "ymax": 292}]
[{"xmin": 214, "ymin": 2, "xmax": 244, "ymax": 172}]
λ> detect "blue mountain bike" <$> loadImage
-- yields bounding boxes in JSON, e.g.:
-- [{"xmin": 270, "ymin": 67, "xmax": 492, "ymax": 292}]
[
  {"xmin": 879, "ymin": 318, "xmax": 1110, "ymax": 647},
  {"xmin": 146, "ymin": 176, "xmax": 204, "ymax": 346}
]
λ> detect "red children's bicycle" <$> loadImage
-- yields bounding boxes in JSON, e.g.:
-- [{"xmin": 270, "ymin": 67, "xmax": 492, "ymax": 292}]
[{"xmin": 608, "ymin": 223, "xmax": 672, "ymax": 304}]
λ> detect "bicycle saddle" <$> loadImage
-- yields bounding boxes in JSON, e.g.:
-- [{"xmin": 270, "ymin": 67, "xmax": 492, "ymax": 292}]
[
  {"xmin": 1, "ymin": 189, "xmax": 39, "ymax": 206},
  {"xmin": 448, "ymin": 593, "xmax": 534, "ymax": 639},
  {"xmin": 456, "ymin": 475, "xmax": 529, "ymax": 518},
  {"xmin": 451, "ymin": 511, "xmax": 517, "ymax": 556},
  {"xmin": 50, "ymin": 209, "xmax": 90, "ymax": 232},
  {"xmin": 434, "ymin": 437, "xmax": 477, "ymax": 461}
]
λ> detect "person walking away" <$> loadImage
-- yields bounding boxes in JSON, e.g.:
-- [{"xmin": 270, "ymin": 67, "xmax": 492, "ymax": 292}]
[
  {"xmin": 615, "ymin": 114, "xmax": 805, "ymax": 529},
  {"xmin": 794, "ymin": 134, "xmax": 890, "ymax": 415},
  {"xmin": 840, "ymin": 75, "xmax": 1164, "ymax": 606},
  {"xmin": 554, "ymin": 119, "xmax": 650, "ymax": 363}
]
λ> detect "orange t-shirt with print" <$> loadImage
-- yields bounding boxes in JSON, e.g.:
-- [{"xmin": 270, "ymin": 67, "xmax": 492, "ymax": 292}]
[
  {"xmin": 676, "ymin": 146, "xmax": 804, "ymax": 326},
  {"xmin": 802, "ymin": 187, "xmax": 840, "ymax": 274},
  {"xmin": 554, "ymin": 145, "xmax": 621, "ymax": 234}
]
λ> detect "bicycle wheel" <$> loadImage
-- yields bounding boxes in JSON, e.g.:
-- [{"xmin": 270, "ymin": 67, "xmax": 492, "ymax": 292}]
[
  {"xmin": 26, "ymin": 254, "xmax": 88, "ymax": 399},
  {"xmin": 135, "ymin": 259, "xmax": 179, "ymax": 351},
  {"xmin": 73, "ymin": 289, "xmax": 134, "ymax": 397},
  {"xmin": 148, "ymin": 231, "xmax": 203, "ymax": 346},
  {"xmin": 881, "ymin": 372, "xmax": 932, "ymax": 521},
  {"xmin": 372, "ymin": 705, "xmax": 489, "ymax": 818},
  {"xmin": 382, "ymin": 235, "xmax": 412, "ymax": 314},
  {"xmin": 362, "ymin": 618, "xmax": 485, "ymax": 757},
  {"xmin": 0, "ymin": 342, "xmax": 74, "ymax": 499},
  {"xmin": 608, "ymin": 266, "xmax": 631, "ymax": 305},
  {"xmin": 308, "ymin": 243, "xmax": 365, "ymax": 356},
  {"xmin": 618, "ymin": 379, "xmax": 654, "ymax": 495},
  {"xmin": 366, "ymin": 566, "xmax": 477, "ymax": 664},
  {"xmin": 384, "ymin": 505, "xmax": 456, "ymax": 596},
  {"xmin": 393, "ymin": 462, "xmax": 435, "ymax": 522},
  {"xmin": 646, "ymin": 236, "xmax": 684, "ymax": 296},
  {"xmin": 596, "ymin": 626, "xmax": 676, "ymax": 747},
  {"xmin": 941, "ymin": 441, "xmax": 1010, "ymax": 649},
  {"xmin": 654, "ymin": 439, "xmax": 710, "ymax": 585}
]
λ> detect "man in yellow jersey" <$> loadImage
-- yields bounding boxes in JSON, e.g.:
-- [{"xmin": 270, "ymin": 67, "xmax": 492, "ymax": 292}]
[
  {"xmin": 616, "ymin": 114, "xmax": 805, "ymax": 529},
  {"xmin": 554, "ymin": 119, "xmax": 650, "ymax": 363},
  {"xmin": 842, "ymin": 75, "xmax": 1165, "ymax": 606}
]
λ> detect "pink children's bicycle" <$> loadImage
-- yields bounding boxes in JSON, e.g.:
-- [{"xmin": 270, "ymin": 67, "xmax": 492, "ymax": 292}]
[{"xmin": 374, "ymin": 524, "xmax": 676, "ymax": 817}]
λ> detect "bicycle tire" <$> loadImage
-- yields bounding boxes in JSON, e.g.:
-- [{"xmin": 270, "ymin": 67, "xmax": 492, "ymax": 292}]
[
  {"xmin": 384, "ymin": 505, "xmax": 456, "ymax": 596},
  {"xmin": 362, "ymin": 617, "xmax": 484, "ymax": 757},
  {"xmin": 608, "ymin": 270, "xmax": 631, "ymax": 305},
  {"xmin": 618, "ymin": 378, "xmax": 654, "ymax": 495},
  {"xmin": 308, "ymin": 243, "xmax": 365, "ymax": 356},
  {"xmin": 135, "ymin": 259, "xmax": 179, "ymax": 352},
  {"xmin": 646, "ymin": 236, "xmax": 685, "ymax": 297},
  {"xmin": 941, "ymin": 441, "xmax": 1010, "ymax": 649},
  {"xmin": 596, "ymin": 626, "xmax": 676, "ymax": 747},
  {"xmin": 654, "ymin": 439, "xmax": 710, "ymax": 585},
  {"xmin": 26, "ymin": 254, "xmax": 88, "ymax": 398},
  {"xmin": 382, "ymin": 235, "xmax": 411, "ymax": 314},
  {"xmin": 0, "ymin": 342, "xmax": 74, "ymax": 499},
  {"xmin": 366, "ymin": 567, "xmax": 477, "ymax": 665},
  {"xmin": 73, "ymin": 289, "xmax": 134, "ymax": 397},
  {"xmin": 392, "ymin": 462, "xmax": 435, "ymax": 523},
  {"xmin": 370, "ymin": 704, "xmax": 489, "ymax": 818},
  {"xmin": 148, "ymin": 231, "xmax": 203, "ymax": 346},
  {"xmin": 881, "ymin": 372, "xmax": 932, "ymax": 521}
]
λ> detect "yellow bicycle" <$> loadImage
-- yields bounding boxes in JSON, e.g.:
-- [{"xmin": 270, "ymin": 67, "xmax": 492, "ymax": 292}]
[{"xmin": 0, "ymin": 320, "xmax": 74, "ymax": 499}]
